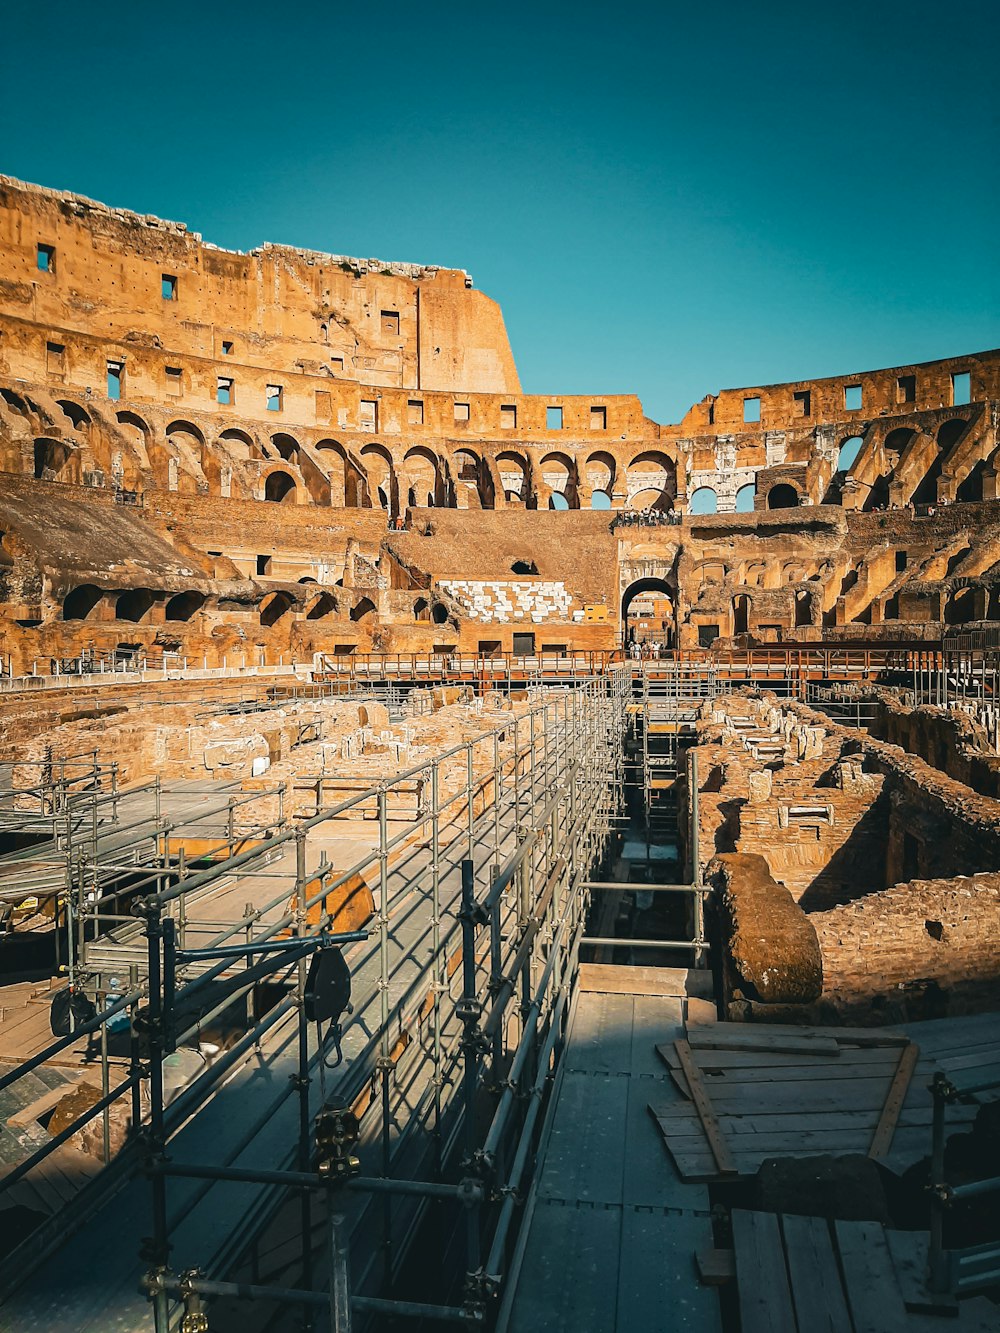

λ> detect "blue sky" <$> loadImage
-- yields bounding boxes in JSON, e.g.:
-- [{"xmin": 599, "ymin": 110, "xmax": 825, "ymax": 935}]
[{"xmin": 2, "ymin": 0, "xmax": 997, "ymax": 422}]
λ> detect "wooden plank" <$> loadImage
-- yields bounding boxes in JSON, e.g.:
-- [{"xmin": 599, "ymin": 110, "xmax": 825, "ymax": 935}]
[
  {"xmin": 869, "ymin": 1042, "xmax": 919, "ymax": 1160},
  {"xmin": 671, "ymin": 1040, "xmax": 735, "ymax": 1176},
  {"xmin": 885, "ymin": 1229, "xmax": 957, "ymax": 1315},
  {"xmin": 647, "ymin": 1100, "xmax": 963, "ymax": 1133},
  {"xmin": 687, "ymin": 1027, "xmax": 841, "ymax": 1057},
  {"xmin": 732, "ymin": 1210, "xmax": 796, "ymax": 1333},
  {"xmin": 657, "ymin": 1043, "xmax": 897, "ymax": 1072},
  {"xmin": 696, "ymin": 1247, "xmax": 735, "ymax": 1285},
  {"xmin": 782, "ymin": 1213, "xmax": 851, "ymax": 1333},
  {"xmin": 666, "ymin": 1075, "xmax": 894, "ymax": 1116},
  {"xmin": 692, "ymin": 1020, "xmax": 906, "ymax": 1046},
  {"xmin": 578, "ymin": 962, "xmax": 690, "ymax": 996},
  {"xmin": 673, "ymin": 1053, "xmax": 900, "ymax": 1089},
  {"xmin": 835, "ymin": 1219, "xmax": 909, "ymax": 1333}
]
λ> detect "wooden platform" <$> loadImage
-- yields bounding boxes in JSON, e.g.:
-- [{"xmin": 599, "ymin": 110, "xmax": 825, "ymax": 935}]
[
  {"xmin": 730, "ymin": 1211, "xmax": 998, "ymax": 1333},
  {"xmin": 647, "ymin": 1021, "xmax": 985, "ymax": 1182}
]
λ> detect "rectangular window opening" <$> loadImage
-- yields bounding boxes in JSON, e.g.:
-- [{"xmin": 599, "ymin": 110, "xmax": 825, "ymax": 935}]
[
  {"xmin": 546, "ymin": 405, "xmax": 563, "ymax": 430},
  {"xmin": 952, "ymin": 371, "xmax": 971, "ymax": 406},
  {"xmin": 221, "ymin": 340, "xmax": 233, "ymax": 356},
  {"xmin": 37, "ymin": 244, "xmax": 55, "ymax": 273},
  {"xmin": 46, "ymin": 341, "xmax": 65, "ymax": 375},
  {"xmin": 166, "ymin": 367, "xmax": 182, "ymax": 396},
  {"xmin": 360, "ymin": 399, "xmax": 378, "ymax": 432},
  {"xmin": 512, "ymin": 631, "xmax": 535, "ymax": 656},
  {"xmin": 896, "ymin": 374, "xmax": 915, "ymax": 404},
  {"xmin": 793, "ymin": 389, "xmax": 811, "ymax": 417},
  {"xmin": 743, "ymin": 397, "xmax": 760, "ymax": 424},
  {"xmin": 161, "ymin": 274, "xmax": 177, "ymax": 301},
  {"xmin": 845, "ymin": 384, "xmax": 863, "ymax": 411},
  {"xmin": 107, "ymin": 361, "xmax": 123, "ymax": 401},
  {"xmin": 217, "ymin": 377, "xmax": 234, "ymax": 406},
  {"xmin": 256, "ymin": 555, "xmax": 272, "ymax": 576},
  {"xmin": 590, "ymin": 405, "xmax": 607, "ymax": 431},
  {"xmin": 266, "ymin": 384, "xmax": 283, "ymax": 412},
  {"xmin": 895, "ymin": 550, "xmax": 908, "ymax": 572},
  {"xmin": 454, "ymin": 401, "xmax": 470, "ymax": 423},
  {"xmin": 407, "ymin": 399, "xmax": 424, "ymax": 425},
  {"xmin": 330, "ymin": 356, "xmax": 344, "ymax": 373},
  {"xmin": 381, "ymin": 310, "xmax": 400, "ymax": 336},
  {"xmin": 500, "ymin": 404, "xmax": 517, "ymax": 429}
]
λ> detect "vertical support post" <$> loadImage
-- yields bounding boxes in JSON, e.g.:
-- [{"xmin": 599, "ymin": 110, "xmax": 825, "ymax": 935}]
[
  {"xmin": 929, "ymin": 1073, "xmax": 949, "ymax": 1293},
  {"xmin": 458, "ymin": 859, "xmax": 482, "ymax": 1282},
  {"xmin": 376, "ymin": 786, "xmax": 393, "ymax": 1290},
  {"xmin": 143, "ymin": 902, "xmax": 170, "ymax": 1333},
  {"xmin": 294, "ymin": 828, "xmax": 314, "ymax": 1322},
  {"xmin": 328, "ymin": 1208, "xmax": 352, "ymax": 1332},
  {"xmin": 430, "ymin": 762, "xmax": 443, "ymax": 1173}
]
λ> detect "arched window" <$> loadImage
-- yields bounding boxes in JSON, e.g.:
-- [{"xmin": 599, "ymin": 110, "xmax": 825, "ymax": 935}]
[
  {"xmin": 734, "ymin": 484, "xmax": 755, "ymax": 513},
  {"xmin": 689, "ymin": 487, "xmax": 718, "ymax": 515},
  {"xmin": 165, "ymin": 591, "xmax": 205, "ymax": 622},
  {"xmin": 64, "ymin": 585, "xmax": 104, "ymax": 621},
  {"xmin": 838, "ymin": 437, "xmax": 864, "ymax": 472},
  {"xmin": 767, "ymin": 483, "xmax": 799, "ymax": 510},
  {"xmin": 116, "ymin": 589, "xmax": 157, "ymax": 623},
  {"xmin": 549, "ymin": 491, "xmax": 569, "ymax": 511},
  {"xmin": 264, "ymin": 472, "xmax": 296, "ymax": 504},
  {"xmin": 591, "ymin": 489, "xmax": 612, "ymax": 510}
]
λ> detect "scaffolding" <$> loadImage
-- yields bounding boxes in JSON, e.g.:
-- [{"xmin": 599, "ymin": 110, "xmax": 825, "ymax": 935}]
[{"xmin": 0, "ymin": 669, "xmax": 631, "ymax": 1330}]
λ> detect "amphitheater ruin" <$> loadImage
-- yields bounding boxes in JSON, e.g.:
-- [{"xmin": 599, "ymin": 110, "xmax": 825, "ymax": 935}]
[{"xmin": 0, "ymin": 175, "xmax": 998, "ymax": 1332}]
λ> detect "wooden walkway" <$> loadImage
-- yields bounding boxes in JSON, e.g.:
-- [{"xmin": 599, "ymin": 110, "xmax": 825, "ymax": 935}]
[{"xmin": 501, "ymin": 965, "xmax": 721, "ymax": 1332}]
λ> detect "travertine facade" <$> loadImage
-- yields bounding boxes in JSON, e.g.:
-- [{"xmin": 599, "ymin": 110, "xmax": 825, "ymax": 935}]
[{"xmin": 1, "ymin": 173, "xmax": 1000, "ymax": 670}]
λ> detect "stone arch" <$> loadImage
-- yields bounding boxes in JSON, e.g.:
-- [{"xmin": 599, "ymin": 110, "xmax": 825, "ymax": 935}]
[
  {"xmin": 319, "ymin": 439, "xmax": 365, "ymax": 507},
  {"xmin": 794, "ymin": 589, "xmax": 812, "ymax": 627},
  {"xmin": 63, "ymin": 584, "xmax": 104, "ymax": 621},
  {"xmin": 453, "ymin": 448, "xmax": 489, "ymax": 508},
  {"xmin": 626, "ymin": 451, "xmax": 676, "ymax": 510},
  {"xmin": 33, "ymin": 437, "xmax": 77, "ymax": 482},
  {"xmin": 116, "ymin": 588, "xmax": 157, "ymax": 623},
  {"xmin": 496, "ymin": 451, "xmax": 530, "ymax": 505},
  {"xmin": 621, "ymin": 575, "xmax": 675, "ymax": 648},
  {"xmin": 166, "ymin": 419, "xmax": 206, "ymax": 448},
  {"xmin": 733, "ymin": 593, "xmax": 751, "ymax": 635},
  {"xmin": 414, "ymin": 597, "xmax": 431, "ymax": 622},
  {"xmin": 218, "ymin": 428, "xmax": 262, "ymax": 462},
  {"xmin": 360, "ymin": 442, "xmax": 396, "ymax": 511},
  {"xmin": 403, "ymin": 446, "xmax": 442, "ymax": 508},
  {"xmin": 264, "ymin": 470, "xmax": 297, "ymax": 504},
  {"xmin": 349, "ymin": 596, "xmax": 376, "ymax": 623},
  {"xmin": 261, "ymin": 590, "xmax": 295, "ymax": 627},
  {"xmin": 837, "ymin": 436, "xmax": 865, "ymax": 472},
  {"xmin": 432, "ymin": 602, "xmax": 449, "ymax": 625},
  {"xmin": 944, "ymin": 586, "xmax": 976, "ymax": 625},
  {"xmin": 689, "ymin": 487, "xmax": 718, "ymax": 515},
  {"xmin": 305, "ymin": 592, "xmax": 337, "ymax": 620},
  {"xmin": 271, "ymin": 432, "xmax": 300, "ymax": 462},
  {"xmin": 585, "ymin": 450, "xmax": 616, "ymax": 497},
  {"xmin": 767, "ymin": 483, "xmax": 800, "ymax": 510},
  {"xmin": 938, "ymin": 418, "xmax": 969, "ymax": 453},
  {"xmin": 734, "ymin": 483, "xmax": 756, "ymax": 513},
  {"xmin": 743, "ymin": 563, "xmax": 767, "ymax": 588},
  {"xmin": 540, "ymin": 451, "xmax": 578, "ymax": 508},
  {"xmin": 56, "ymin": 399, "xmax": 91, "ymax": 432},
  {"xmin": 165, "ymin": 591, "xmax": 206, "ymax": 621}
]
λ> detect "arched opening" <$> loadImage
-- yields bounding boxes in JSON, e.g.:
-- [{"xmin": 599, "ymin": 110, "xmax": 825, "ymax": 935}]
[
  {"xmin": 403, "ymin": 447, "xmax": 441, "ymax": 509},
  {"xmin": 360, "ymin": 443, "xmax": 396, "ymax": 514},
  {"xmin": 838, "ymin": 437, "xmax": 865, "ymax": 473},
  {"xmin": 414, "ymin": 598, "xmax": 430, "ymax": 622},
  {"xmin": 497, "ymin": 451, "xmax": 530, "ymax": 506},
  {"xmin": 264, "ymin": 471, "xmax": 297, "ymax": 504},
  {"xmin": 116, "ymin": 588, "xmax": 157, "ymax": 623},
  {"xmin": 591, "ymin": 490, "xmax": 612, "ymax": 510},
  {"xmin": 56, "ymin": 400, "xmax": 91, "ymax": 432},
  {"xmin": 165, "ymin": 591, "xmax": 205, "ymax": 622},
  {"xmin": 944, "ymin": 587, "xmax": 976, "ymax": 625},
  {"xmin": 271, "ymin": 433, "xmax": 300, "ymax": 462},
  {"xmin": 261, "ymin": 591, "xmax": 295, "ymax": 627},
  {"xmin": 957, "ymin": 461, "xmax": 987, "ymax": 503},
  {"xmin": 767, "ymin": 483, "xmax": 799, "ymax": 510},
  {"xmin": 585, "ymin": 451, "xmax": 616, "ymax": 500},
  {"xmin": 794, "ymin": 590, "xmax": 812, "ymax": 628},
  {"xmin": 733, "ymin": 594, "xmax": 751, "ymax": 636},
  {"xmin": 622, "ymin": 577, "xmax": 675, "ymax": 650},
  {"xmin": 689, "ymin": 487, "xmax": 718, "ymax": 515},
  {"xmin": 219, "ymin": 428, "xmax": 262, "ymax": 462},
  {"xmin": 432, "ymin": 603, "xmax": 449, "ymax": 625},
  {"xmin": 306, "ymin": 593, "xmax": 337, "ymax": 620},
  {"xmin": 512, "ymin": 560, "xmax": 538, "ymax": 576},
  {"xmin": 625, "ymin": 451, "xmax": 676, "ymax": 510},
  {"xmin": 734, "ymin": 484, "xmax": 756, "ymax": 513},
  {"xmin": 350, "ymin": 597, "xmax": 376, "ymax": 623},
  {"xmin": 938, "ymin": 419, "xmax": 968, "ymax": 453},
  {"xmin": 33, "ymin": 437, "xmax": 73, "ymax": 481},
  {"xmin": 64, "ymin": 585, "xmax": 104, "ymax": 621},
  {"xmin": 540, "ymin": 452, "xmax": 577, "ymax": 508}
]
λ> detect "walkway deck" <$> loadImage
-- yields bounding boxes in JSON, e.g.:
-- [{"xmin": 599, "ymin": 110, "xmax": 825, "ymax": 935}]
[{"xmin": 501, "ymin": 964, "xmax": 721, "ymax": 1332}]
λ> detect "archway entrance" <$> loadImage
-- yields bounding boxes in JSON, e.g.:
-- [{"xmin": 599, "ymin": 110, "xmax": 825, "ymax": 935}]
[{"xmin": 622, "ymin": 577, "xmax": 675, "ymax": 651}]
